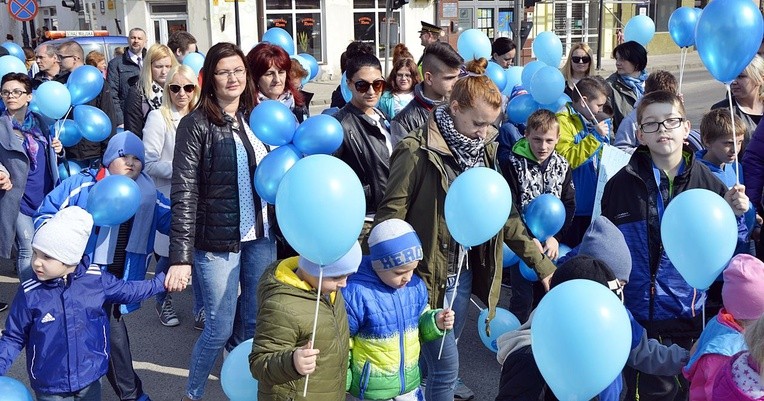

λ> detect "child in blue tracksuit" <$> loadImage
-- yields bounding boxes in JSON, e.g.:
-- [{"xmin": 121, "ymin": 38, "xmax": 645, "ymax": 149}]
[
  {"xmin": 33, "ymin": 131, "xmax": 170, "ymax": 401},
  {"xmin": 342, "ymin": 219, "xmax": 454, "ymax": 401},
  {"xmin": 0, "ymin": 206, "xmax": 168, "ymax": 401}
]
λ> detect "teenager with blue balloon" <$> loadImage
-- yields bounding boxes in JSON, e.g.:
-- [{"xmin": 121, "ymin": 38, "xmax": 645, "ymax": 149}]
[
  {"xmin": 375, "ymin": 59, "xmax": 556, "ymax": 401},
  {"xmin": 247, "ymin": 42, "xmax": 309, "ymax": 123},
  {"xmin": 165, "ymin": 43, "xmax": 276, "ymax": 401},
  {"xmin": 601, "ymin": 91, "xmax": 749, "ymax": 401},
  {"xmin": 606, "ymin": 41, "xmax": 648, "ymax": 132},
  {"xmin": 0, "ymin": 73, "xmax": 61, "ymax": 284}
]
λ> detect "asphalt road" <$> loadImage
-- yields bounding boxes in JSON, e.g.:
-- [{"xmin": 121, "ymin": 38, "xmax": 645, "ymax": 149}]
[{"xmin": 0, "ymin": 66, "xmax": 727, "ymax": 401}]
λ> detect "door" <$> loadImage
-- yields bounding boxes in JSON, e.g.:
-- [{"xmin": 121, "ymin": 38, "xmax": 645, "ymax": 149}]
[{"xmin": 149, "ymin": 4, "xmax": 189, "ymax": 44}]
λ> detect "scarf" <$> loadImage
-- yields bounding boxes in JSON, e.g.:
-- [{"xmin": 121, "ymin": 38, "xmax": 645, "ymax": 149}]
[
  {"xmin": 620, "ymin": 70, "xmax": 648, "ymax": 99},
  {"xmin": 147, "ymin": 81, "xmax": 163, "ymax": 110},
  {"xmin": 8, "ymin": 110, "xmax": 46, "ymax": 170},
  {"xmin": 434, "ymin": 105, "xmax": 485, "ymax": 170},
  {"xmin": 258, "ymin": 90, "xmax": 295, "ymax": 110}
]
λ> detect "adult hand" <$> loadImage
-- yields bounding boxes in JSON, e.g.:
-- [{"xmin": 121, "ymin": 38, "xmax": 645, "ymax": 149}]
[
  {"xmin": 51, "ymin": 138, "xmax": 63, "ymax": 155},
  {"xmin": 724, "ymin": 184, "xmax": 749, "ymax": 217},
  {"xmin": 165, "ymin": 264, "xmax": 192, "ymax": 292},
  {"xmin": 293, "ymin": 341, "xmax": 319, "ymax": 376},
  {"xmin": 436, "ymin": 308, "xmax": 455, "ymax": 331},
  {"xmin": 0, "ymin": 171, "xmax": 12, "ymax": 191}
]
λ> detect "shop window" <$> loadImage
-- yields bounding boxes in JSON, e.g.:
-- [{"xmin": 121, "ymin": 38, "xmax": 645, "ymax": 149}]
[{"xmin": 265, "ymin": 0, "xmax": 324, "ymax": 62}]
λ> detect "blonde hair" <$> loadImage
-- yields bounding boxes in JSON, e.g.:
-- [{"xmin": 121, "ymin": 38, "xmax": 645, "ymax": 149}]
[
  {"xmin": 139, "ymin": 44, "xmax": 178, "ymax": 100},
  {"xmin": 561, "ymin": 43, "xmax": 593, "ymax": 82},
  {"xmin": 744, "ymin": 314, "xmax": 764, "ymax": 381},
  {"xmin": 160, "ymin": 65, "xmax": 200, "ymax": 128},
  {"xmin": 742, "ymin": 55, "xmax": 764, "ymax": 100},
  {"xmin": 450, "ymin": 58, "xmax": 502, "ymax": 110}
]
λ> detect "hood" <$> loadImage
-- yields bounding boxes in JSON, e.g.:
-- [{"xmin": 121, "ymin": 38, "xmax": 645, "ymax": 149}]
[
  {"xmin": 260, "ymin": 257, "xmax": 338, "ymax": 304},
  {"xmin": 496, "ymin": 310, "xmax": 534, "ymax": 366},
  {"xmin": 511, "ymin": 138, "xmax": 538, "ymax": 162}
]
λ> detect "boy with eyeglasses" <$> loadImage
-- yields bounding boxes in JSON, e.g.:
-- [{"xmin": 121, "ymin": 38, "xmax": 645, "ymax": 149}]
[{"xmin": 600, "ymin": 90, "xmax": 750, "ymax": 401}]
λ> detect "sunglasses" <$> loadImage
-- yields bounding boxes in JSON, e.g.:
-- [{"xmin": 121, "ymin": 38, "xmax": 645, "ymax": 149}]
[
  {"xmin": 572, "ymin": 56, "xmax": 591, "ymax": 64},
  {"xmin": 169, "ymin": 84, "xmax": 196, "ymax": 94},
  {"xmin": 353, "ymin": 79, "xmax": 386, "ymax": 93}
]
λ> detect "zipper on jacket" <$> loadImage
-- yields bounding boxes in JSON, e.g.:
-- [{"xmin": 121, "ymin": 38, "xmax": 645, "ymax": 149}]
[
  {"xmin": 350, "ymin": 131, "xmax": 364, "ymax": 156},
  {"xmin": 393, "ymin": 290, "xmax": 406, "ymax": 395}
]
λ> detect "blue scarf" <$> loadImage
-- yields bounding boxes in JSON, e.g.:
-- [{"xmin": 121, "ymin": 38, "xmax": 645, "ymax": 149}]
[
  {"xmin": 620, "ymin": 70, "xmax": 648, "ymax": 100},
  {"xmin": 7, "ymin": 109, "xmax": 46, "ymax": 170}
]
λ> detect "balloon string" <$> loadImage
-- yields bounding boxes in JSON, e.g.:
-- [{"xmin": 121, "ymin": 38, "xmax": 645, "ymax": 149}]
[
  {"xmin": 303, "ymin": 266, "xmax": 323, "ymax": 397},
  {"xmin": 470, "ymin": 297, "xmax": 483, "ymax": 312},
  {"xmin": 702, "ymin": 299, "xmax": 706, "ymax": 331},
  {"xmin": 726, "ymin": 84, "xmax": 741, "ymax": 185},
  {"xmin": 678, "ymin": 47, "xmax": 686, "ymax": 94},
  {"xmin": 572, "ymin": 83, "xmax": 599, "ymax": 125},
  {"xmin": 54, "ymin": 106, "xmax": 74, "ymax": 140},
  {"xmin": 438, "ymin": 245, "xmax": 467, "ymax": 360}
]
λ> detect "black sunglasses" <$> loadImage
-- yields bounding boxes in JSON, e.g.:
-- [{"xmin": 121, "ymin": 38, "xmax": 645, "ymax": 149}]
[
  {"xmin": 169, "ymin": 84, "xmax": 196, "ymax": 94},
  {"xmin": 572, "ymin": 56, "xmax": 591, "ymax": 64},
  {"xmin": 353, "ymin": 79, "xmax": 386, "ymax": 93}
]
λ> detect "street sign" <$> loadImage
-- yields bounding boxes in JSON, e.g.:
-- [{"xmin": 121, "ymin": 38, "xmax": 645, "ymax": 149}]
[{"xmin": 8, "ymin": 0, "xmax": 38, "ymax": 22}]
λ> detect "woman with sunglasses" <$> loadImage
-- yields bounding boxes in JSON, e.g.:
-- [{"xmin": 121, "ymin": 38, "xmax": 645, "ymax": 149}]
[
  {"xmin": 246, "ymin": 43, "xmax": 308, "ymax": 122},
  {"xmin": 378, "ymin": 54, "xmax": 420, "ymax": 119},
  {"xmin": 0, "ymin": 73, "xmax": 62, "ymax": 284},
  {"xmin": 606, "ymin": 40, "xmax": 648, "ymax": 132},
  {"xmin": 124, "ymin": 43, "xmax": 178, "ymax": 137},
  {"xmin": 167, "ymin": 42, "xmax": 276, "ymax": 401},
  {"xmin": 334, "ymin": 46, "xmax": 391, "ymax": 250},
  {"xmin": 142, "ymin": 64, "xmax": 201, "ymax": 329},
  {"xmin": 561, "ymin": 43, "xmax": 593, "ymax": 99}
]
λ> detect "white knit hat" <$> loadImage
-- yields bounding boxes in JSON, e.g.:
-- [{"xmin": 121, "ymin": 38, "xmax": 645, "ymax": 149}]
[{"xmin": 32, "ymin": 206, "xmax": 94, "ymax": 266}]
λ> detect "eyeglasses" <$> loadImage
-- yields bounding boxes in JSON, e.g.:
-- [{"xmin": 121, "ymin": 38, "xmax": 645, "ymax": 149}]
[
  {"xmin": 58, "ymin": 54, "xmax": 77, "ymax": 60},
  {"xmin": 639, "ymin": 117, "xmax": 685, "ymax": 133},
  {"xmin": 571, "ymin": 56, "xmax": 591, "ymax": 64},
  {"xmin": 353, "ymin": 79, "xmax": 386, "ymax": 93},
  {"xmin": 169, "ymin": 84, "xmax": 196, "ymax": 94},
  {"xmin": 0, "ymin": 89, "xmax": 28, "ymax": 98},
  {"xmin": 396, "ymin": 73, "xmax": 412, "ymax": 80},
  {"xmin": 214, "ymin": 68, "xmax": 246, "ymax": 79}
]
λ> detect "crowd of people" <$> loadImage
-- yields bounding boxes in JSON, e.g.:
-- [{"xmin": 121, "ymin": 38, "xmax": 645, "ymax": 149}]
[{"xmin": 0, "ymin": 18, "xmax": 763, "ymax": 401}]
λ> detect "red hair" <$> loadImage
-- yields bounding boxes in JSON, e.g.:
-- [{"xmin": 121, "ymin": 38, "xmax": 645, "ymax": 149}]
[{"xmin": 246, "ymin": 43, "xmax": 304, "ymax": 107}]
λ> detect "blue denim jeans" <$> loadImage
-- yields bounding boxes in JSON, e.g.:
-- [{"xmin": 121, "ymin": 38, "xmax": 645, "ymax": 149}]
[
  {"xmin": 36, "ymin": 379, "xmax": 101, "ymax": 401},
  {"xmin": 16, "ymin": 213, "xmax": 34, "ymax": 283},
  {"xmin": 185, "ymin": 236, "xmax": 276, "ymax": 400},
  {"xmin": 155, "ymin": 256, "xmax": 204, "ymax": 314},
  {"xmin": 419, "ymin": 268, "xmax": 473, "ymax": 401}
]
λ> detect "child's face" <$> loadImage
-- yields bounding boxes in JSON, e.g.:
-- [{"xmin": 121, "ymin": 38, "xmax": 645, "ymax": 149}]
[
  {"xmin": 31, "ymin": 249, "xmax": 75, "ymax": 281},
  {"xmin": 705, "ymin": 134, "xmax": 743, "ymax": 165},
  {"xmin": 573, "ymin": 94, "xmax": 607, "ymax": 121},
  {"xmin": 108, "ymin": 155, "xmax": 143, "ymax": 180},
  {"xmin": 376, "ymin": 262, "xmax": 418, "ymax": 289},
  {"xmin": 636, "ymin": 102, "xmax": 690, "ymax": 158},
  {"xmin": 526, "ymin": 127, "xmax": 560, "ymax": 164},
  {"xmin": 303, "ymin": 271, "xmax": 350, "ymax": 295}
]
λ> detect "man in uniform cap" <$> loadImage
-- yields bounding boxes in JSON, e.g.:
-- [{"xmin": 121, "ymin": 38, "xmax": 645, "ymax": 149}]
[{"xmin": 419, "ymin": 21, "xmax": 443, "ymax": 47}]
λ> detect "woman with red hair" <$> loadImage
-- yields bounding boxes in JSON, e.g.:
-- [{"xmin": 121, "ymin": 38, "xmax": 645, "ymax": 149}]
[{"xmin": 246, "ymin": 43, "xmax": 308, "ymax": 122}]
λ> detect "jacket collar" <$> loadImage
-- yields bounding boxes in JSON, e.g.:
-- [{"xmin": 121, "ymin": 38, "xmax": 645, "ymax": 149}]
[
  {"xmin": 274, "ymin": 257, "xmax": 337, "ymax": 303},
  {"xmin": 422, "ymin": 111, "xmax": 499, "ymax": 158}
]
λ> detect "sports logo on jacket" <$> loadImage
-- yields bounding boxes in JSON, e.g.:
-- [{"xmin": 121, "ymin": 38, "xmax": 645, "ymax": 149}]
[{"xmin": 41, "ymin": 313, "xmax": 56, "ymax": 323}]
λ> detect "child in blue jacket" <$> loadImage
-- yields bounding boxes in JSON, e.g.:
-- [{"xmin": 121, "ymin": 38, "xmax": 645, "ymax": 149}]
[{"xmin": 0, "ymin": 206, "xmax": 168, "ymax": 401}]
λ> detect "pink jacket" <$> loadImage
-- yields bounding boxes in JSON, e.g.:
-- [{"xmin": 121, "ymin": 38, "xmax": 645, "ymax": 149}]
[{"xmin": 712, "ymin": 352, "xmax": 764, "ymax": 401}]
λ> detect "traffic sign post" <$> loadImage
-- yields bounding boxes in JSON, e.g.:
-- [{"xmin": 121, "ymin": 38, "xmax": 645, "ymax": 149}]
[{"xmin": 8, "ymin": 0, "xmax": 38, "ymax": 22}]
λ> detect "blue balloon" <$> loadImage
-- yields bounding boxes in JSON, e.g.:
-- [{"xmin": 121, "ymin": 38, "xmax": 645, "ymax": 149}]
[
  {"xmin": 35, "ymin": 81, "xmax": 72, "ymax": 120},
  {"xmin": 529, "ymin": 66, "xmax": 565, "ymax": 105},
  {"xmin": 521, "ymin": 60, "xmax": 546, "ymax": 88},
  {"xmin": 58, "ymin": 160, "xmax": 87, "ymax": 179},
  {"xmin": 523, "ymin": 194, "xmax": 566, "ymax": 241},
  {"xmin": 532, "ymin": 279, "xmax": 632, "ymax": 400},
  {"xmin": 221, "ymin": 339, "xmax": 259, "ymax": 401},
  {"xmin": 0, "ymin": 55, "xmax": 27, "ymax": 78},
  {"xmin": 299, "ymin": 53, "xmax": 320, "ymax": 81},
  {"xmin": 486, "ymin": 62, "xmax": 508, "ymax": 93},
  {"xmin": 519, "ymin": 261, "xmax": 538, "ymax": 282},
  {"xmin": 668, "ymin": 7, "xmax": 700, "ymax": 48},
  {"xmin": 74, "ymin": 105, "xmax": 111, "ymax": 142},
  {"xmin": 182, "ymin": 52, "xmax": 205, "ymax": 76},
  {"xmin": 255, "ymin": 144, "xmax": 302, "ymax": 204},
  {"xmin": 624, "ymin": 15, "xmax": 655, "ymax": 47},
  {"xmin": 27, "ymin": 97, "xmax": 39, "ymax": 114},
  {"xmin": 532, "ymin": 32, "xmax": 563, "ymax": 67},
  {"xmin": 86, "ymin": 175, "xmax": 141, "ymax": 226},
  {"xmin": 275, "ymin": 155, "xmax": 365, "ymax": 265},
  {"xmin": 507, "ymin": 94, "xmax": 540, "ymax": 125},
  {"xmin": 540, "ymin": 93, "xmax": 571, "ymax": 113},
  {"xmin": 1, "ymin": 42, "xmax": 25, "ymax": 62},
  {"xmin": 293, "ymin": 114, "xmax": 344, "ymax": 155},
  {"xmin": 457, "ymin": 29, "xmax": 492, "ymax": 61},
  {"xmin": 291, "ymin": 55, "xmax": 312, "ymax": 87},
  {"xmin": 445, "ymin": 167, "xmax": 512, "ymax": 247},
  {"xmin": 0, "ymin": 376, "xmax": 33, "ymax": 401},
  {"xmin": 502, "ymin": 243, "xmax": 520, "ymax": 267},
  {"xmin": 555, "ymin": 244, "xmax": 572, "ymax": 265},
  {"xmin": 503, "ymin": 66, "xmax": 523, "ymax": 96},
  {"xmin": 661, "ymin": 189, "xmax": 738, "ymax": 289},
  {"xmin": 53, "ymin": 119, "xmax": 82, "ymax": 147},
  {"xmin": 67, "ymin": 65, "xmax": 104, "ymax": 105},
  {"xmin": 478, "ymin": 307, "xmax": 521, "ymax": 352},
  {"xmin": 263, "ymin": 27, "xmax": 296, "ymax": 55},
  {"xmin": 341, "ymin": 72, "xmax": 352, "ymax": 103},
  {"xmin": 696, "ymin": 0, "xmax": 764, "ymax": 84},
  {"xmin": 249, "ymin": 100, "xmax": 297, "ymax": 146}
]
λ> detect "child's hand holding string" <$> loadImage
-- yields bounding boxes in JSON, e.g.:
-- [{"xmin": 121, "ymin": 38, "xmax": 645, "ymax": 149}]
[
  {"xmin": 293, "ymin": 341, "xmax": 319, "ymax": 376},
  {"xmin": 724, "ymin": 184, "xmax": 749, "ymax": 217},
  {"xmin": 436, "ymin": 309, "xmax": 455, "ymax": 331}
]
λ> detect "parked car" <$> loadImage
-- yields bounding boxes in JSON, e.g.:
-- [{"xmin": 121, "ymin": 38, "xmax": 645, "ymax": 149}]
[{"xmin": 45, "ymin": 30, "xmax": 127, "ymax": 60}]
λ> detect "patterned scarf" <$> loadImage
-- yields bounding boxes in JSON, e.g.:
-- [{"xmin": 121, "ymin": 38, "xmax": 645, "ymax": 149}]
[
  {"xmin": 148, "ymin": 81, "xmax": 163, "ymax": 110},
  {"xmin": 258, "ymin": 90, "xmax": 295, "ymax": 110},
  {"xmin": 620, "ymin": 70, "xmax": 648, "ymax": 100},
  {"xmin": 8, "ymin": 110, "xmax": 46, "ymax": 170},
  {"xmin": 434, "ymin": 105, "xmax": 485, "ymax": 170}
]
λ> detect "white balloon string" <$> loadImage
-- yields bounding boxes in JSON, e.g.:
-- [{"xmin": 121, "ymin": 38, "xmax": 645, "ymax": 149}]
[
  {"xmin": 572, "ymin": 83, "xmax": 599, "ymax": 125},
  {"xmin": 678, "ymin": 47, "xmax": 686, "ymax": 94},
  {"xmin": 470, "ymin": 297, "xmax": 482, "ymax": 312},
  {"xmin": 438, "ymin": 245, "xmax": 466, "ymax": 360},
  {"xmin": 726, "ymin": 84, "xmax": 741, "ymax": 185},
  {"xmin": 303, "ymin": 266, "xmax": 323, "ymax": 397},
  {"xmin": 702, "ymin": 299, "xmax": 706, "ymax": 331},
  {"xmin": 54, "ymin": 106, "xmax": 74, "ymax": 140}
]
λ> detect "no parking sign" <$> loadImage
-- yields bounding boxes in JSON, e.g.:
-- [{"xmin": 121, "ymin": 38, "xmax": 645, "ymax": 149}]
[{"xmin": 8, "ymin": 0, "xmax": 38, "ymax": 22}]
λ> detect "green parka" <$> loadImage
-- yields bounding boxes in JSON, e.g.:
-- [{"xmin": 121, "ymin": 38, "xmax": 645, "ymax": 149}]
[
  {"xmin": 374, "ymin": 114, "xmax": 557, "ymax": 326},
  {"xmin": 249, "ymin": 258, "xmax": 349, "ymax": 401}
]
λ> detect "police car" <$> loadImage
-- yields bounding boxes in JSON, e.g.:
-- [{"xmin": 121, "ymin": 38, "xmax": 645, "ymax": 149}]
[{"xmin": 45, "ymin": 30, "xmax": 127, "ymax": 60}]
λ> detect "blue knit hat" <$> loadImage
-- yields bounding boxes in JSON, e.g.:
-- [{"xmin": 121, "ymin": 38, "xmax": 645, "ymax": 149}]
[
  {"xmin": 368, "ymin": 219, "xmax": 423, "ymax": 270},
  {"xmin": 298, "ymin": 241, "xmax": 362, "ymax": 278},
  {"xmin": 103, "ymin": 131, "xmax": 145, "ymax": 167}
]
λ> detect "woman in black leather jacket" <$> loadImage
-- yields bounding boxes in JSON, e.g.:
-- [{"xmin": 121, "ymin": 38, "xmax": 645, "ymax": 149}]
[{"xmin": 166, "ymin": 42, "xmax": 276, "ymax": 401}]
